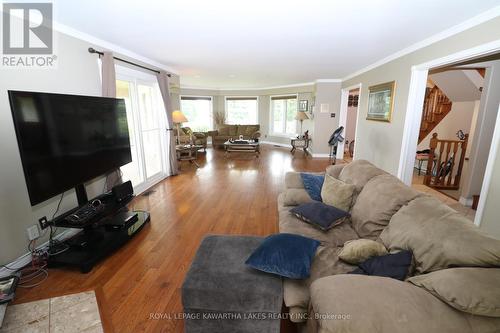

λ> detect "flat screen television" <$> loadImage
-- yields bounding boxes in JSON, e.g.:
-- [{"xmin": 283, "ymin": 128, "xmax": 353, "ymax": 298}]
[{"xmin": 9, "ymin": 90, "xmax": 132, "ymax": 206}]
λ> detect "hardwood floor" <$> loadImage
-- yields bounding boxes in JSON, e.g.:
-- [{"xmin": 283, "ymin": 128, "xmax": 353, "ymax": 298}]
[{"xmin": 15, "ymin": 144, "xmax": 333, "ymax": 333}]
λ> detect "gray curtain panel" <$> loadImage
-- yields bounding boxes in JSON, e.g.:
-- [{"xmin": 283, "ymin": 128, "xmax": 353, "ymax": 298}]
[
  {"xmin": 100, "ymin": 51, "xmax": 122, "ymax": 190},
  {"xmin": 157, "ymin": 71, "xmax": 179, "ymax": 176}
]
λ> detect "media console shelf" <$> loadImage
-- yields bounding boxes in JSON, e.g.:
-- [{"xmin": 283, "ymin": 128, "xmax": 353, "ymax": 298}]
[
  {"xmin": 48, "ymin": 191, "xmax": 150, "ymax": 273},
  {"xmin": 49, "ymin": 211, "xmax": 150, "ymax": 273}
]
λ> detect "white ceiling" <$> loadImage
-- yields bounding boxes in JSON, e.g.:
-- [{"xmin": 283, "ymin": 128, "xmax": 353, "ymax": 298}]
[{"xmin": 52, "ymin": 0, "xmax": 500, "ymax": 89}]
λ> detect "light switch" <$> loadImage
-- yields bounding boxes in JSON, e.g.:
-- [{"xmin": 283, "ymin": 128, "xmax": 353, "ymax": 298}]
[{"xmin": 320, "ymin": 103, "xmax": 329, "ymax": 113}]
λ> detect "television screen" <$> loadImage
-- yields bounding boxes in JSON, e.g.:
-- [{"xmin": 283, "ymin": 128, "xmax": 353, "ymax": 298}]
[{"xmin": 9, "ymin": 91, "xmax": 132, "ymax": 206}]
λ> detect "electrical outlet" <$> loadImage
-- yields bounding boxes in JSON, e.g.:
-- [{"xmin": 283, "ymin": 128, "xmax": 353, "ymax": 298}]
[
  {"xmin": 27, "ymin": 225, "xmax": 40, "ymax": 241},
  {"xmin": 38, "ymin": 216, "xmax": 49, "ymax": 230}
]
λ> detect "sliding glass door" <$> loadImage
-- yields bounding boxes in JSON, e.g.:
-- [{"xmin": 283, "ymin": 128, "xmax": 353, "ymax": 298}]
[{"xmin": 116, "ymin": 66, "xmax": 170, "ymax": 193}]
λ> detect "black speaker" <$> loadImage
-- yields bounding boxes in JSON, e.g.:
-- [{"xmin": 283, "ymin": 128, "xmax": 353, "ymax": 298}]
[{"xmin": 112, "ymin": 180, "xmax": 133, "ymax": 203}]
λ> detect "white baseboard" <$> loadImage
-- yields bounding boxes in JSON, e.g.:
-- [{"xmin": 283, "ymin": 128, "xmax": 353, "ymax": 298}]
[
  {"xmin": 0, "ymin": 228, "xmax": 80, "ymax": 279},
  {"xmin": 311, "ymin": 153, "xmax": 331, "ymax": 158},
  {"xmin": 259, "ymin": 140, "xmax": 292, "ymax": 148},
  {"xmin": 459, "ymin": 196, "xmax": 473, "ymax": 207}
]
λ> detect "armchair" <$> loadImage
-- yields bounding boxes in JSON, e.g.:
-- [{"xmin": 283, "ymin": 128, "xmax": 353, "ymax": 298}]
[{"xmin": 174, "ymin": 127, "xmax": 207, "ymax": 151}]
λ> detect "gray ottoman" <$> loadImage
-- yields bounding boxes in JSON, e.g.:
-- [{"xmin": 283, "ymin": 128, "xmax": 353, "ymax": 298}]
[{"xmin": 182, "ymin": 235, "xmax": 283, "ymax": 333}]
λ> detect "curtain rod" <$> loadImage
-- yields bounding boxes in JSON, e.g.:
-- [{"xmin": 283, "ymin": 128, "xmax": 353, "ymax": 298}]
[{"xmin": 88, "ymin": 47, "xmax": 171, "ymax": 77}]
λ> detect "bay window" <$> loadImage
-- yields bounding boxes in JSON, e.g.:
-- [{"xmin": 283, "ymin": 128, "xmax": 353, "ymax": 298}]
[
  {"xmin": 180, "ymin": 96, "xmax": 213, "ymax": 132},
  {"xmin": 270, "ymin": 95, "xmax": 298, "ymax": 135},
  {"xmin": 225, "ymin": 97, "xmax": 258, "ymax": 125}
]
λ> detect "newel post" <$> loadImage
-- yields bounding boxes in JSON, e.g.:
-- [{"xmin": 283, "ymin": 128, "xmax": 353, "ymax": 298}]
[{"xmin": 424, "ymin": 133, "xmax": 438, "ymax": 185}]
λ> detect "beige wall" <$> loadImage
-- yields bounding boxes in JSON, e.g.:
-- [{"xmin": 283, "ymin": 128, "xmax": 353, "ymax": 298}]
[
  {"xmin": 179, "ymin": 85, "xmax": 315, "ymax": 146},
  {"xmin": 311, "ymin": 82, "xmax": 342, "ymax": 155}
]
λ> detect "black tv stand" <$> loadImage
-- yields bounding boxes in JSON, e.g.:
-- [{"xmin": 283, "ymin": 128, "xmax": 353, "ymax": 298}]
[
  {"xmin": 48, "ymin": 186, "xmax": 150, "ymax": 273},
  {"xmin": 48, "ymin": 211, "xmax": 149, "ymax": 273}
]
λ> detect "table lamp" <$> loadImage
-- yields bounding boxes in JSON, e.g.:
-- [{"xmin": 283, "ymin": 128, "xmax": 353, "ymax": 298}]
[
  {"xmin": 172, "ymin": 110, "xmax": 188, "ymax": 145},
  {"xmin": 295, "ymin": 111, "xmax": 309, "ymax": 136}
]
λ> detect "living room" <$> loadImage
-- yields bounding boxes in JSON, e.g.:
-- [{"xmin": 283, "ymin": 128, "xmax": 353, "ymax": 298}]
[{"xmin": 1, "ymin": 1, "xmax": 500, "ymax": 333}]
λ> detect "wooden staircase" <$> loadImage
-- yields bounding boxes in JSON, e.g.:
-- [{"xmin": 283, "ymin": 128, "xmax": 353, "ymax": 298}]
[{"xmin": 418, "ymin": 86, "xmax": 452, "ymax": 144}]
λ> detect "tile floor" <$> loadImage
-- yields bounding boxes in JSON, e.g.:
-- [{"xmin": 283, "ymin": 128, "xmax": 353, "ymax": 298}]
[
  {"xmin": 412, "ymin": 171, "xmax": 476, "ymax": 222},
  {"xmin": 0, "ymin": 291, "xmax": 103, "ymax": 333}
]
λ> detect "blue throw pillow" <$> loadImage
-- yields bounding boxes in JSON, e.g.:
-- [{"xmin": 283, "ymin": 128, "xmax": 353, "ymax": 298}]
[
  {"xmin": 245, "ymin": 233, "xmax": 320, "ymax": 279},
  {"xmin": 290, "ymin": 202, "xmax": 349, "ymax": 231},
  {"xmin": 349, "ymin": 250, "xmax": 413, "ymax": 280},
  {"xmin": 300, "ymin": 173, "xmax": 324, "ymax": 201}
]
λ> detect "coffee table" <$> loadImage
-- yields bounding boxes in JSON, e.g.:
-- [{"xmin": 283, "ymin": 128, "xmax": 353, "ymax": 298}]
[
  {"xmin": 223, "ymin": 140, "xmax": 260, "ymax": 157},
  {"xmin": 176, "ymin": 144, "xmax": 203, "ymax": 168}
]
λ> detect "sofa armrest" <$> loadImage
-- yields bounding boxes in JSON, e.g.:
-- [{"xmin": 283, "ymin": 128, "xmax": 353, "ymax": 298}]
[
  {"xmin": 310, "ymin": 275, "xmax": 470, "ymax": 333},
  {"xmin": 325, "ymin": 164, "xmax": 346, "ymax": 179},
  {"xmin": 207, "ymin": 130, "xmax": 219, "ymax": 137},
  {"xmin": 193, "ymin": 132, "xmax": 207, "ymax": 139},
  {"xmin": 252, "ymin": 130, "xmax": 261, "ymax": 139}
]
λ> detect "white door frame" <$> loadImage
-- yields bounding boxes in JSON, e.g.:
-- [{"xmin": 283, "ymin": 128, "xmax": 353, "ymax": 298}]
[
  {"xmin": 474, "ymin": 104, "xmax": 500, "ymax": 226},
  {"xmin": 337, "ymin": 83, "xmax": 362, "ymax": 160},
  {"xmin": 398, "ymin": 39, "xmax": 500, "ymax": 227}
]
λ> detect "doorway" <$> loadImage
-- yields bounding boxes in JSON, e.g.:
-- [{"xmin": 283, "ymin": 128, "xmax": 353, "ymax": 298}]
[
  {"xmin": 413, "ymin": 67, "xmax": 484, "ymax": 203},
  {"xmin": 338, "ymin": 84, "xmax": 362, "ymax": 161},
  {"xmin": 399, "ymin": 42, "xmax": 500, "ymax": 227},
  {"xmin": 116, "ymin": 66, "xmax": 170, "ymax": 194}
]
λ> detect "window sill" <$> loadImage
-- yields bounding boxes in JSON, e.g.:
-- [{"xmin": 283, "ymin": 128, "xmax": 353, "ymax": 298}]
[{"xmin": 268, "ymin": 132, "xmax": 298, "ymax": 138}]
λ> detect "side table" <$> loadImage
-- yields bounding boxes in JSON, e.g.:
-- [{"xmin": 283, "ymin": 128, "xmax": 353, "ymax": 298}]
[{"xmin": 291, "ymin": 138, "xmax": 311, "ymax": 155}]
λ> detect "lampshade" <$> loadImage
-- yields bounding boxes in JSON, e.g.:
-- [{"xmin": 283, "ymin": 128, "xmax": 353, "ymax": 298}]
[
  {"xmin": 295, "ymin": 112, "xmax": 309, "ymax": 121},
  {"xmin": 172, "ymin": 110, "xmax": 188, "ymax": 123}
]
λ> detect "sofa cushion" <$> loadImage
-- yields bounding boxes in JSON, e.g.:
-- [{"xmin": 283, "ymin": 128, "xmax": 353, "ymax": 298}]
[
  {"xmin": 339, "ymin": 239, "xmax": 388, "ymax": 265},
  {"xmin": 325, "ymin": 164, "xmax": 345, "ymax": 179},
  {"xmin": 244, "ymin": 125, "xmax": 259, "ymax": 136},
  {"xmin": 338, "ymin": 159, "xmax": 387, "ymax": 194},
  {"xmin": 285, "ymin": 171, "xmax": 323, "ymax": 189},
  {"xmin": 228, "ymin": 125, "xmax": 238, "ymax": 136},
  {"xmin": 380, "ymin": 196, "xmax": 500, "ymax": 273},
  {"xmin": 300, "ymin": 173, "xmax": 324, "ymax": 201},
  {"xmin": 290, "ymin": 202, "xmax": 349, "ymax": 231},
  {"xmin": 245, "ymin": 233, "xmax": 320, "ymax": 279},
  {"xmin": 278, "ymin": 193, "xmax": 359, "ymax": 247},
  {"xmin": 408, "ymin": 267, "xmax": 500, "ymax": 317},
  {"xmin": 350, "ymin": 250, "xmax": 413, "ymax": 281},
  {"xmin": 321, "ymin": 174, "xmax": 355, "ymax": 211},
  {"xmin": 283, "ymin": 245, "xmax": 356, "ymax": 323},
  {"xmin": 281, "ymin": 188, "xmax": 313, "ymax": 206},
  {"xmin": 310, "ymin": 275, "xmax": 474, "ymax": 333},
  {"xmin": 351, "ymin": 174, "xmax": 421, "ymax": 239},
  {"xmin": 218, "ymin": 126, "xmax": 230, "ymax": 135}
]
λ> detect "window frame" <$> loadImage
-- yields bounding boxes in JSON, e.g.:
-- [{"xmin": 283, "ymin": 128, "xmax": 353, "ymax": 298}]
[
  {"xmin": 180, "ymin": 95, "xmax": 214, "ymax": 132},
  {"xmin": 224, "ymin": 96, "xmax": 259, "ymax": 125},
  {"xmin": 269, "ymin": 94, "xmax": 299, "ymax": 137}
]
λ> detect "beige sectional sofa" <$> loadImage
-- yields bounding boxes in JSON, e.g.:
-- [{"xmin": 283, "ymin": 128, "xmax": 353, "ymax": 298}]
[
  {"xmin": 208, "ymin": 124, "xmax": 260, "ymax": 148},
  {"xmin": 278, "ymin": 159, "xmax": 500, "ymax": 333}
]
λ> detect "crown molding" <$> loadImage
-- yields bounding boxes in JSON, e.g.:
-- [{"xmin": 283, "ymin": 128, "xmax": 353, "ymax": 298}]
[
  {"xmin": 179, "ymin": 81, "xmax": 318, "ymax": 91},
  {"xmin": 342, "ymin": 5, "xmax": 500, "ymax": 81},
  {"xmin": 315, "ymin": 79, "xmax": 342, "ymax": 83},
  {"xmin": 53, "ymin": 22, "xmax": 179, "ymax": 75}
]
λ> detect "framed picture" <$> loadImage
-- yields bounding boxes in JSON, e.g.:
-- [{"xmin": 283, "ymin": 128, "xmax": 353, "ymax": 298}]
[
  {"xmin": 298, "ymin": 100, "xmax": 308, "ymax": 112},
  {"xmin": 366, "ymin": 81, "xmax": 395, "ymax": 122}
]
